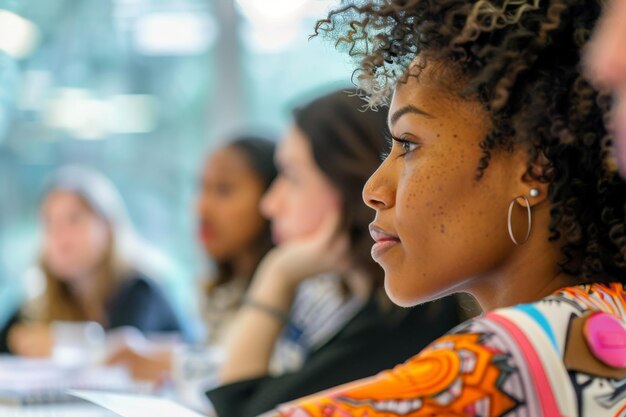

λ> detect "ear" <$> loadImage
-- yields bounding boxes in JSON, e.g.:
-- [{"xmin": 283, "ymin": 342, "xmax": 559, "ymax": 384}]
[{"xmin": 510, "ymin": 148, "xmax": 550, "ymax": 208}]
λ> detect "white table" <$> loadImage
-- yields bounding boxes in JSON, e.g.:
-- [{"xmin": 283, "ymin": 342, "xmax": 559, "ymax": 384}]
[
  {"xmin": 0, "ymin": 355, "xmax": 140, "ymax": 417},
  {"xmin": 0, "ymin": 403, "xmax": 117, "ymax": 417}
]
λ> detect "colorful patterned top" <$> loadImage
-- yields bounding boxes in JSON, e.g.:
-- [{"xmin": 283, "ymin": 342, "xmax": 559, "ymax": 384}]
[{"xmin": 275, "ymin": 283, "xmax": 626, "ymax": 417}]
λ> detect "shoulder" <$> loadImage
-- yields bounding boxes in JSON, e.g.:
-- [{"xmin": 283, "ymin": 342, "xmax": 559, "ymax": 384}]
[
  {"xmin": 436, "ymin": 282, "xmax": 626, "ymax": 416},
  {"xmin": 115, "ymin": 273, "xmax": 159, "ymax": 295},
  {"xmin": 454, "ymin": 283, "xmax": 626, "ymax": 373},
  {"xmin": 108, "ymin": 272, "xmax": 171, "ymax": 308},
  {"xmin": 478, "ymin": 282, "xmax": 626, "ymax": 356},
  {"xmin": 106, "ymin": 271, "xmax": 182, "ymax": 332}
]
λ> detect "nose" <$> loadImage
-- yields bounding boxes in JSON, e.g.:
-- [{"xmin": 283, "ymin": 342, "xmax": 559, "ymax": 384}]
[
  {"xmin": 196, "ymin": 191, "xmax": 208, "ymax": 217},
  {"xmin": 363, "ymin": 161, "xmax": 395, "ymax": 210},
  {"xmin": 586, "ymin": 0, "xmax": 626, "ymax": 88},
  {"xmin": 260, "ymin": 178, "xmax": 281, "ymax": 219}
]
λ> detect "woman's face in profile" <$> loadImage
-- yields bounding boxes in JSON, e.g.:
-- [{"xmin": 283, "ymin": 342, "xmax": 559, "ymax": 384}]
[
  {"xmin": 261, "ymin": 125, "xmax": 341, "ymax": 245},
  {"xmin": 41, "ymin": 190, "xmax": 110, "ymax": 280},
  {"xmin": 196, "ymin": 146, "xmax": 267, "ymax": 261},
  {"xmin": 363, "ymin": 65, "xmax": 528, "ymax": 307}
]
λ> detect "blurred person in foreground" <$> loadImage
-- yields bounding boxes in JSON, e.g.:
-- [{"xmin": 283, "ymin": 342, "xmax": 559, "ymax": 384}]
[
  {"xmin": 586, "ymin": 0, "xmax": 626, "ymax": 176},
  {"xmin": 0, "ymin": 165, "xmax": 182, "ymax": 356}
]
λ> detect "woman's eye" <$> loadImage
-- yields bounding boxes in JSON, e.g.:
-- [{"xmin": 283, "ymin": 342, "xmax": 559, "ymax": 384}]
[
  {"xmin": 395, "ymin": 138, "xmax": 421, "ymax": 157},
  {"xmin": 216, "ymin": 184, "xmax": 234, "ymax": 196},
  {"xmin": 68, "ymin": 213, "xmax": 84, "ymax": 225},
  {"xmin": 382, "ymin": 132, "xmax": 393, "ymax": 161}
]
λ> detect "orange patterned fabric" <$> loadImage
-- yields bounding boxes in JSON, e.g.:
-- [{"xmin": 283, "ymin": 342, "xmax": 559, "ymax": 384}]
[{"xmin": 277, "ymin": 283, "xmax": 626, "ymax": 417}]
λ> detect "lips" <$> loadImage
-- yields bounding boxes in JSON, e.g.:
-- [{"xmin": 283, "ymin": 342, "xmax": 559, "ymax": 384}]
[
  {"xmin": 369, "ymin": 223, "xmax": 400, "ymax": 260},
  {"xmin": 198, "ymin": 221, "xmax": 216, "ymax": 242}
]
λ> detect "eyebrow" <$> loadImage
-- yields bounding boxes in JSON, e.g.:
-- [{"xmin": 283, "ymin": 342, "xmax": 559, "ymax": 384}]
[{"xmin": 389, "ymin": 105, "xmax": 435, "ymax": 126}]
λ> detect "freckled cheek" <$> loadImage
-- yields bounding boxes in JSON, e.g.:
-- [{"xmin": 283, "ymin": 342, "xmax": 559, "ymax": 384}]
[
  {"xmin": 396, "ymin": 174, "xmax": 450, "ymax": 247},
  {"xmin": 396, "ymin": 168, "xmax": 428, "ymax": 215},
  {"xmin": 400, "ymin": 163, "xmax": 476, "ymax": 246}
]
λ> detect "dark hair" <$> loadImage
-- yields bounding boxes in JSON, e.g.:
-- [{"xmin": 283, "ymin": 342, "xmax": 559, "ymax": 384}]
[
  {"xmin": 212, "ymin": 136, "xmax": 277, "ymax": 287},
  {"xmin": 229, "ymin": 137, "xmax": 278, "ymax": 192},
  {"xmin": 314, "ymin": 0, "xmax": 626, "ymax": 283},
  {"xmin": 294, "ymin": 88, "xmax": 388, "ymax": 284}
]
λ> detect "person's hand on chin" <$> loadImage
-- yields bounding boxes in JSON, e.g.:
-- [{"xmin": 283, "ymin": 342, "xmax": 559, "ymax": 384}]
[{"xmin": 248, "ymin": 209, "xmax": 350, "ymax": 305}]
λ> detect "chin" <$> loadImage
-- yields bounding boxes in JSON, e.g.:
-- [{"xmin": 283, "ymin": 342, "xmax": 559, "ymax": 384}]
[
  {"xmin": 52, "ymin": 269, "xmax": 79, "ymax": 282},
  {"xmin": 204, "ymin": 245, "xmax": 228, "ymax": 259},
  {"xmin": 384, "ymin": 281, "xmax": 421, "ymax": 307},
  {"xmin": 271, "ymin": 229, "xmax": 287, "ymax": 245},
  {"xmin": 383, "ymin": 275, "xmax": 443, "ymax": 307}
]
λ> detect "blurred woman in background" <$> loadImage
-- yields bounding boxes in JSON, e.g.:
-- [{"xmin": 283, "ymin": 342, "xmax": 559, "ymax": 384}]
[
  {"xmin": 206, "ymin": 88, "xmax": 463, "ymax": 417},
  {"xmin": 0, "ymin": 165, "xmax": 182, "ymax": 356},
  {"xmin": 107, "ymin": 136, "xmax": 277, "ymax": 383},
  {"xmin": 197, "ymin": 136, "xmax": 277, "ymax": 345}
]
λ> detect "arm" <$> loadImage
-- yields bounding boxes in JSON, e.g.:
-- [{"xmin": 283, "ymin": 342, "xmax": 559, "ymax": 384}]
[
  {"xmin": 208, "ymin": 296, "xmax": 461, "ymax": 417},
  {"xmin": 0, "ymin": 309, "xmax": 20, "ymax": 353},
  {"xmin": 219, "ymin": 257, "xmax": 297, "ymax": 383},
  {"xmin": 208, "ymin": 299, "xmax": 390, "ymax": 417},
  {"xmin": 7, "ymin": 322, "xmax": 53, "ymax": 357},
  {"xmin": 219, "ymin": 212, "xmax": 349, "ymax": 384},
  {"xmin": 106, "ymin": 343, "xmax": 174, "ymax": 382},
  {"xmin": 4, "ymin": 305, "xmax": 54, "ymax": 357}
]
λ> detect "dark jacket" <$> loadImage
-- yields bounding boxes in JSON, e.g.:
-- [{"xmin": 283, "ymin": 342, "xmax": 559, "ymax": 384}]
[
  {"xmin": 206, "ymin": 294, "xmax": 461, "ymax": 417},
  {"xmin": 0, "ymin": 273, "xmax": 182, "ymax": 353}
]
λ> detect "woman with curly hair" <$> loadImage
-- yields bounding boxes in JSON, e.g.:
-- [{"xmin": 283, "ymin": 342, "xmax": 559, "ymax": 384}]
[{"xmin": 259, "ymin": 1, "xmax": 626, "ymax": 416}]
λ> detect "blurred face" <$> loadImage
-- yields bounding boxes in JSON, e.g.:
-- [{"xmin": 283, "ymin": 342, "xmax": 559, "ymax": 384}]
[
  {"xmin": 586, "ymin": 0, "xmax": 626, "ymax": 176},
  {"xmin": 42, "ymin": 191, "xmax": 111, "ymax": 281},
  {"xmin": 196, "ymin": 146, "xmax": 267, "ymax": 261},
  {"xmin": 261, "ymin": 126, "xmax": 341, "ymax": 244},
  {"xmin": 363, "ymin": 68, "xmax": 528, "ymax": 306}
]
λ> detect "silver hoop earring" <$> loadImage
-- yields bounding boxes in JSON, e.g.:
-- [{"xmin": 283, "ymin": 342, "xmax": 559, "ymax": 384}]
[{"xmin": 507, "ymin": 195, "xmax": 532, "ymax": 246}]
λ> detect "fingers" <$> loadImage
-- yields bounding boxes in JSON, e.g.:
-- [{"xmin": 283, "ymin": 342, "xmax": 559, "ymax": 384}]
[
  {"xmin": 105, "ymin": 345, "xmax": 134, "ymax": 365},
  {"xmin": 104, "ymin": 347, "xmax": 145, "ymax": 379},
  {"xmin": 8, "ymin": 324, "xmax": 53, "ymax": 357}
]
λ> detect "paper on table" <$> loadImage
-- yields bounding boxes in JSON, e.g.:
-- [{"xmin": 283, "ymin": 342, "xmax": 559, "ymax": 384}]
[{"xmin": 68, "ymin": 390, "xmax": 205, "ymax": 417}]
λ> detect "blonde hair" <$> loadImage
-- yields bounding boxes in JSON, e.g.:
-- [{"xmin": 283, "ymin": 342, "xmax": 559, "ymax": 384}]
[
  {"xmin": 23, "ymin": 165, "xmax": 166, "ymax": 324},
  {"xmin": 33, "ymin": 206, "xmax": 130, "ymax": 324}
]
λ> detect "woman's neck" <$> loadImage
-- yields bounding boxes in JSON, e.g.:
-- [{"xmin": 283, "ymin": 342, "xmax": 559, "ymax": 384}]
[
  {"xmin": 468, "ymin": 241, "xmax": 574, "ymax": 312},
  {"xmin": 68, "ymin": 273, "xmax": 107, "ymax": 322},
  {"xmin": 230, "ymin": 248, "xmax": 264, "ymax": 280},
  {"xmin": 464, "ymin": 201, "xmax": 579, "ymax": 312}
]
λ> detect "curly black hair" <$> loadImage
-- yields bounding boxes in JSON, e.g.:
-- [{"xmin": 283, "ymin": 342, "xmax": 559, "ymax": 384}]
[{"xmin": 314, "ymin": 0, "xmax": 626, "ymax": 283}]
